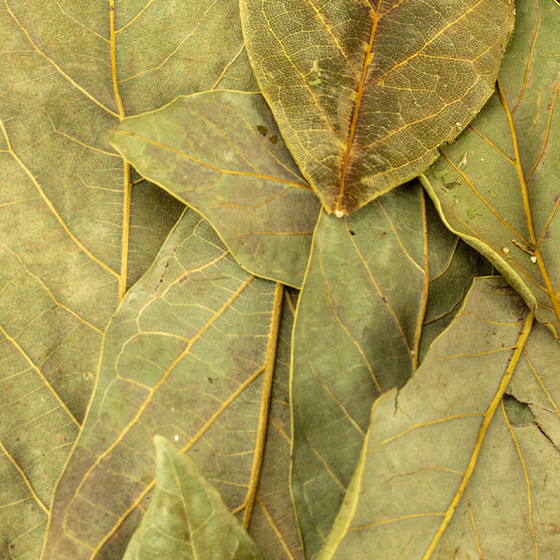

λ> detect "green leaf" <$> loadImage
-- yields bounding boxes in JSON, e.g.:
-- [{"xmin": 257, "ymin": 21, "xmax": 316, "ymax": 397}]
[
  {"xmin": 419, "ymin": 200, "xmax": 494, "ymax": 360},
  {"xmin": 319, "ymin": 276, "xmax": 560, "ymax": 559},
  {"xmin": 291, "ymin": 183, "xmax": 429, "ymax": 558},
  {"xmin": 421, "ymin": 0, "xmax": 560, "ymax": 333},
  {"xmin": 43, "ymin": 210, "xmax": 287, "ymax": 559},
  {"xmin": 239, "ymin": 0, "xmax": 514, "ymax": 215},
  {"xmin": 0, "ymin": 2, "xmax": 253, "ymax": 556},
  {"xmin": 110, "ymin": 90, "xmax": 321, "ymax": 288},
  {"xmin": 126, "ymin": 177, "xmax": 185, "ymax": 290},
  {"xmin": 123, "ymin": 436, "xmax": 263, "ymax": 560}
]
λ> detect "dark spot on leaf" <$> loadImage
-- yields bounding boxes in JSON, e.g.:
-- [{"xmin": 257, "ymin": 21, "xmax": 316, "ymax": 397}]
[
  {"xmin": 554, "ymin": 194, "xmax": 560, "ymax": 204},
  {"xmin": 10, "ymin": 545, "xmax": 15, "ymax": 550},
  {"xmin": 257, "ymin": 125, "xmax": 267, "ymax": 136},
  {"xmin": 207, "ymin": 377, "xmax": 213, "ymax": 383},
  {"xmin": 543, "ymin": 229, "xmax": 552, "ymax": 241},
  {"xmin": 382, "ymin": 231, "xmax": 387, "ymax": 236},
  {"xmin": 349, "ymin": 230, "xmax": 355, "ymax": 236},
  {"xmin": 269, "ymin": 135, "xmax": 278, "ymax": 144}
]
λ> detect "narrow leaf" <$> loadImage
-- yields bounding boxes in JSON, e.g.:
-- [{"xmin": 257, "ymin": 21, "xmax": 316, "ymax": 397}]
[
  {"xmin": 110, "ymin": 91, "xmax": 321, "ymax": 287},
  {"xmin": 421, "ymin": 0, "xmax": 560, "ymax": 333},
  {"xmin": 240, "ymin": 0, "xmax": 514, "ymax": 215},
  {"xmin": 291, "ymin": 183, "xmax": 429, "ymax": 558},
  {"xmin": 321, "ymin": 277, "xmax": 560, "ymax": 559},
  {"xmin": 123, "ymin": 436, "xmax": 263, "ymax": 560}
]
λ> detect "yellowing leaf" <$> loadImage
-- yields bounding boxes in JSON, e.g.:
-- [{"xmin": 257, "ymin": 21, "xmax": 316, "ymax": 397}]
[
  {"xmin": 0, "ymin": 2, "xmax": 254, "ymax": 556},
  {"xmin": 240, "ymin": 0, "xmax": 514, "ymax": 215},
  {"xmin": 421, "ymin": 0, "xmax": 560, "ymax": 333},
  {"xmin": 123, "ymin": 436, "xmax": 263, "ymax": 560},
  {"xmin": 319, "ymin": 276, "xmax": 560, "ymax": 559},
  {"xmin": 43, "ymin": 211, "xmax": 288, "ymax": 559},
  {"xmin": 110, "ymin": 91, "xmax": 321, "ymax": 287}
]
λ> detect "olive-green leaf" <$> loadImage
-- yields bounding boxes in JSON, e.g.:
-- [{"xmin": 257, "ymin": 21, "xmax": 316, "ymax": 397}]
[
  {"xmin": 43, "ymin": 210, "xmax": 284, "ymax": 559},
  {"xmin": 291, "ymin": 183, "xmax": 430, "ymax": 558},
  {"xmin": 319, "ymin": 276, "xmax": 560, "ymax": 559},
  {"xmin": 0, "ymin": 2, "xmax": 254, "ymax": 557},
  {"xmin": 126, "ymin": 178, "xmax": 185, "ymax": 290},
  {"xmin": 123, "ymin": 436, "xmax": 263, "ymax": 560},
  {"xmin": 239, "ymin": 0, "xmax": 514, "ymax": 215},
  {"xmin": 421, "ymin": 0, "xmax": 560, "ymax": 334},
  {"xmin": 110, "ymin": 90, "xmax": 321, "ymax": 288},
  {"xmin": 418, "ymin": 200, "xmax": 494, "ymax": 360}
]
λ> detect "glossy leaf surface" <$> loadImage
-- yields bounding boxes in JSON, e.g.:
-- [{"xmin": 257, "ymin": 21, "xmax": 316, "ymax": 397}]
[
  {"xmin": 321, "ymin": 277, "xmax": 560, "ymax": 559},
  {"xmin": 0, "ymin": 1, "xmax": 252, "ymax": 557},
  {"xmin": 43, "ymin": 210, "xmax": 284, "ymax": 559},
  {"xmin": 123, "ymin": 436, "xmax": 263, "ymax": 560},
  {"xmin": 422, "ymin": 0, "xmax": 560, "ymax": 333},
  {"xmin": 291, "ymin": 184, "xmax": 429, "ymax": 558},
  {"xmin": 240, "ymin": 0, "xmax": 514, "ymax": 215},
  {"xmin": 110, "ymin": 91, "xmax": 321, "ymax": 288}
]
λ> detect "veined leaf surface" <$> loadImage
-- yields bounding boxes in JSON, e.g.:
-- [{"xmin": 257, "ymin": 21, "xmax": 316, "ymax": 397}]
[
  {"xmin": 43, "ymin": 210, "xmax": 287, "ymax": 559},
  {"xmin": 319, "ymin": 276, "xmax": 560, "ymax": 559},
  {"xmin": 240, "ymin": 0, "xmax": 514, "ymax": 215},
  {"xmin": 123, "ymin": 436, "xmax": 263, "ymax": 560},
  {"xmin": 0, "ymin": 1, "xmax": 253, "ymax": 557},
  {"xmin": 421, "ymin": 0, "xmax": 560, "ymax": 333},
  {"xmin": 110, "ymin": 91, "xmax": 321, "ymax": 288},
  {"xmin": 291, "ymin": 183, "xmax": 429, "ymax": 558}
]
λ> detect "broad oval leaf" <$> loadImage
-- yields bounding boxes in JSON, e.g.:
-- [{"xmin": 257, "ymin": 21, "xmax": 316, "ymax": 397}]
[
  {"xmin": 421, "ymin": 0, "xmax": 560, "ymax": 334},
  {"xmin": 123, "ymin": 436, "xmax": 263, "ymax": 560},
  {"xmin": 320, "ymin": 276, "xmax": 560, "ymax": 559},
  {"xmin": 110, "ymin": 91, "xmax": 321, "ymax": 288},
  {"xmin": 43, "ymin": 210, "xmax": 287, "ymax": 559},
  {"xmin": 240, "ymin": 0, "xmax": 514, "ymax": 215},
  {"xmin": 0, "ymin": 1, "xmax": 254, "ymax": 556}
]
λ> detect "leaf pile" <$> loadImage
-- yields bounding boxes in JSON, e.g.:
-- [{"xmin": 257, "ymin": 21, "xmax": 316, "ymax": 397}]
[{"xmin": 3, "ymin": 1, "xmax": 560, "ymax": 559}]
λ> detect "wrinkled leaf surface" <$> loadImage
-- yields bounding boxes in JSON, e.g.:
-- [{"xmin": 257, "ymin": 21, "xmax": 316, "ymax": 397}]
[{"xmin": 240, "ymin": 0, "xmax": 514, "ymax": 215}]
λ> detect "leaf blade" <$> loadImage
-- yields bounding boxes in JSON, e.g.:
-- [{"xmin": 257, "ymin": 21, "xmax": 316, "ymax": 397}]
[{"xmin": 240, "ymin": 0, "xmax": 514, "ymax": 214}]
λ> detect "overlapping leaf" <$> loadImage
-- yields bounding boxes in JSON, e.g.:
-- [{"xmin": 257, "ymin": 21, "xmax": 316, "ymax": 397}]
[
  {"xmin": 419, "ymin": 202, "xmax": 493, "ymax": 360},
  {"xmin": 318, "ymin": 276, "xmax": 560, "ymax": 558},
  {"xmin": 290, "ymin": 182, "xmax": 495, "ymax": 558},
  {"xmin": 123, "ymin": 436, "xmax": 263, "ymax": 560},
  {"xmin": 421, "ymin": 0, "xmax": 560, "ymax": 334},
  {"xmin": 240, "ymin": 0, "xmax": 514, "ymax": 215},
  {"xmin": 42, "ymin": 210, "xmax": 286, "ymax": 559},
  {"xmin": 0, "ymin": 1, "xmax": 254, "ymax": 557},
  {"xmin": 110, "ymin": 91, "xmax": 321, "ymax": 288}
]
